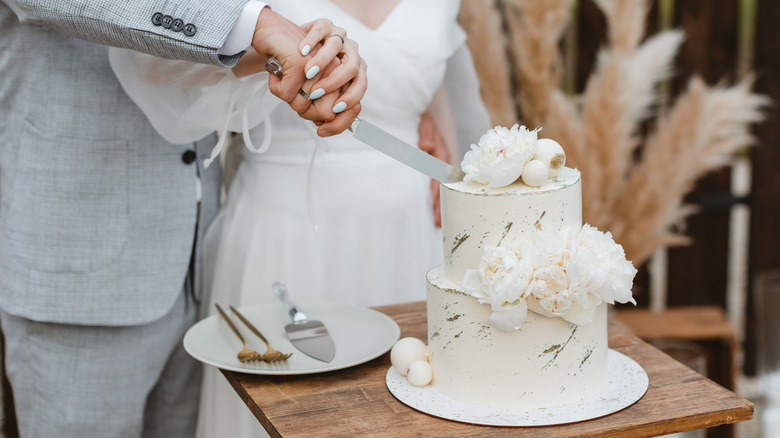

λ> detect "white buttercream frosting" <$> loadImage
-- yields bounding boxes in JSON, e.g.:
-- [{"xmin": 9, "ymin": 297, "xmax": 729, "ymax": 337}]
[
  {"xmin": 441, "ymin": 167, "xmax": 582, "ymax": 285},
  {"xmin": 427, "ymin": 268, "xmax": 609, "ymax": 409}
]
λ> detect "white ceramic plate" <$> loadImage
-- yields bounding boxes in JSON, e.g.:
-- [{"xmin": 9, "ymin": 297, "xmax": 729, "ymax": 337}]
[
  {"xmin": 386, "ymin": 349, "xmax": 648, "ymax": 426},
  {"xmin": 184, "ymin": 301, "xmax": 400, "ymax": 375}
]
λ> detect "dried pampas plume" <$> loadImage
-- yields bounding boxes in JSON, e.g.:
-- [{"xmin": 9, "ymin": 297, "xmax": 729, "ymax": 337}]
[
  {"xmin": 612, "ymin": 76, "xmax": 769, "ymax": 263},
  {"xmin": 463, "ymin": 0, "xmax": 767, "ymax": 266},
  {"xmin": 458, "ymin": 0, "xmax": 516, "ymax": 127}
]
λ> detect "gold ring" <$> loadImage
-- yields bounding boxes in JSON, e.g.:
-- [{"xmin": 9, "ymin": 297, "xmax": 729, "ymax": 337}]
[{"xmin": 330, "ymin": 34, "xmax": 344, "ymax": 45}]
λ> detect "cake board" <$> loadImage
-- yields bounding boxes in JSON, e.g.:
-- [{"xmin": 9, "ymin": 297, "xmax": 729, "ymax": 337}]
[{"xmin": 386, "ymin": 349, "xmax": 648, "ymax": 427}]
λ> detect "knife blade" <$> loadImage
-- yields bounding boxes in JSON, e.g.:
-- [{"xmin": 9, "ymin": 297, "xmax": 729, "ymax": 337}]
[
  {"xmin": 347, "ymin": 117, "xmax": 465, "ymax": 184},
  {"xmin": 272, "ymin": 282, "xmax": 336, "ymax": 363},
  {"xmin": 264, "ymin": 56, "xmax": 465, "ymax": 184}
]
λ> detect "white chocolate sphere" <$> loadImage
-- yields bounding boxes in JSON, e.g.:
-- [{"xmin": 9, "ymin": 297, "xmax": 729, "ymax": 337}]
[
  {"xmin": 390, "ymin": 337, "xmax": 428, "ymax": 376},
  {"xmin": 533, "ymin": 138, "xmax": 566, "ymax": 177},
  {"xmin": 407, "ymin": 360, "xmax": 434, "ymax": 386},
  {"xmin": 521, "ymin": 160, "xmax": 549, "ymax": 187}
]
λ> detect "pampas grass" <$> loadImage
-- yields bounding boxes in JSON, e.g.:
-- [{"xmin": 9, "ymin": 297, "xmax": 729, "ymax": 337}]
[
  {"xmin": 501, "ymin": 0, "xmax": 571, "ymax": 128},
  {"xmin": 458, "ymin": 0, "xmax": 517, "ymax": 127},
  {"xmin": 463, "ymin": 0, "xmax": 767, "ymax": 266},
  {"xmin": 612, "ymin": 76, "xmax": 768, "ymax": 263}
]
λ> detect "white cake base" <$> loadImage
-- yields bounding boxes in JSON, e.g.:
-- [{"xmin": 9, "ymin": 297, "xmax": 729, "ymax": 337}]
[{"xmin": 386, "ymin": 349, "xmax": 648, "ymax": 427}]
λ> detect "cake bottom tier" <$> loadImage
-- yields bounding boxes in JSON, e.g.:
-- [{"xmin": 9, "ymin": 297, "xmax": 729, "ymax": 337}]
[{"xmin": 426, "ymin": 266, "xmax": 609, "ymax": 409}]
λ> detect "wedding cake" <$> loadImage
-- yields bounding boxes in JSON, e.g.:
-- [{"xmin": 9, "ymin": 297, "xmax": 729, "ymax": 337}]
[{"xmin": 421, "ymin": 125, "xmax": 637, "ymax": 410}]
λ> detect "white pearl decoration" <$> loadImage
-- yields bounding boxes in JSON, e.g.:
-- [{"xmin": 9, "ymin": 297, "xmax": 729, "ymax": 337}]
[
  {"xmin": 390, "ymin": 337, "xmax": 428, "ymax": 376},
  {"xmin": 521, "ymin": 160, "xmax": 549, "ymax": 187},
  {"xmin": 407, "ymin": 360, "xmax": 434, "ymax": 387},
  {"xmin": 533, "ymin": 138, "xmax": 566, "ymax": 177}
]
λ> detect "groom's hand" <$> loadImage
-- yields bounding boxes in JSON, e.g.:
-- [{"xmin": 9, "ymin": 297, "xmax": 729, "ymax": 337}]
[{"xmin": 251, "ymin": 8, "xmax": 366, "ymax": 136}]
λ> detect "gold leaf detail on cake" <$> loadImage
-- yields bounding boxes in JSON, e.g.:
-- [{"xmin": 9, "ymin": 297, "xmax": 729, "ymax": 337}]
[
  {"xmin": 580, "ymin": 348, "xmax": 594, "ymax": 369},
  {"xmin": 497, "ymin": 221, "xmax": 513, "ymax": 246},
  {"xmin": 540, "ymin": 326, "xmax": 578, "ymax": 370},
  {"xmin": 450, "ymin": 233, "xmax": 470, "ymax": 255},
  {"xmin": 534, "ymin": 211, "xmax": 546, "ymax": 230}
]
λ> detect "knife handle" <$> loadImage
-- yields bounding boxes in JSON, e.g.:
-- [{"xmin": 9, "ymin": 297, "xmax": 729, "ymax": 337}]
[{"xmin": 272, "ymin": 282, "xmax": 307, "ymax": 323}]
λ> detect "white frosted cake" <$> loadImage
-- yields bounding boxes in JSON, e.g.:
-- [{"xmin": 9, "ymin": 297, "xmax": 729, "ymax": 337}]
[{"xmin": 420, "ymin": 125, "xmax": 636, "ymax": 410}]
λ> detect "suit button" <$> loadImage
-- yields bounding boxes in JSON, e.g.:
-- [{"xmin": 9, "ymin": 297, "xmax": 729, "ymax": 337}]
[
  {"xmin": 181, "ymin": 150, "xmax": 197, "ymax": 165},
  {"xmin": 161, "ymin": 15, "xmax": 173, "ymax": 29},
  {"xmin": 183, "ymin": 23, "xmax": 197, "ymax": 36},
  {"xmin": 171, "ymin": 18, "xmax": 184, "ymax": 32},
  {"xmin": 151, "ymin": 12, "xmax": 163, "ymax": 26}
]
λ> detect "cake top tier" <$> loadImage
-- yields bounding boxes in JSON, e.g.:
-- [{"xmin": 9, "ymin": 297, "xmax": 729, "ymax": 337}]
[
  {"xmin": 440, "ymin": 166, "xmax": 583, "ymax": 288},
  {"xmin": 440, "ymin": 124, "xmax": 637, "ymax": 332}
]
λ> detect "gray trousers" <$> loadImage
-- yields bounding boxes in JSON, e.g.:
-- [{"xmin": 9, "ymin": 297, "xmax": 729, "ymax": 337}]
[{"xmin": 1, "ymin": 288, "xmax": 202, "ymax": 438}]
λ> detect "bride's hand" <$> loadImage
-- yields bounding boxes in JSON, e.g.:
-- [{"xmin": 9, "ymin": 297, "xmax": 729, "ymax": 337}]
[
  {"xmin": 418, "ymin": 111, "xmax": 449, "ymax": 227},
  {"xmin": 251, "ymin": 13, "xmax": 366, "ymax": 135},
  {"xmin": 297, "ymin": 19, "xmax": 366, "ymax": 136}
]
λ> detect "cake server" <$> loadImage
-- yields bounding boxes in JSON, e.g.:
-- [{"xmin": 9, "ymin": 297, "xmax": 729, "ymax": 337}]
[
  {"xmin": 265, "ymin": 57, "xmax": 465, "ymax": 184},
  {"xmin": 272, "ymin": 282, "xmax": 336, "ymax": 363}
]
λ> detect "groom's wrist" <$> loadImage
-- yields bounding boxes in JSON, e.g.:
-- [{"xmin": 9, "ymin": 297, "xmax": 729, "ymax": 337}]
[{"xmin": 218, "ymin": 1, "xmax": 269, "ymax": 56}]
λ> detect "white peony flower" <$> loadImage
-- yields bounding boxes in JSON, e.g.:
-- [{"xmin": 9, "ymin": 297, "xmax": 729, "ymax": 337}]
[
  {"xmin": 462, "ymin": 245, "xmax": 534, "ymax": 331},
  {"xmin": 520, "ymin": 229, "xmax": 597, "ymax": 324},
  {"xmin": 461, "ymin": 124, "xmax": 539, "ymax": 188},
  {"xmin": 576, "ymin": 224, "xmax": 638, "ymax": 306},
  {"xmin": 465, "ymin": 224, "xmax": 637, "ymax": 330}
]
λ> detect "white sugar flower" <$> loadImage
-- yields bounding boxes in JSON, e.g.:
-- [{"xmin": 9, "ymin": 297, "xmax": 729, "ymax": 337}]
[
  {"xmin": 462, "ymin": 245, "xmax": 533, "ymax": 331},
  {"xmin": 522, "ymin": 225, "xmax": 636, "ymax": 324},
  {"xmin": 465, "ymin": 225, "xmax": 637, "ymax": 330},
  {"xmin": 461, "ymin": 124, "xmax": 539, "ymax": 188},
  {"xmin": 521, "ymin": 229, "xmax": 599, "ymax": 324},
  {"xmin": 576, "ymin": 224, "xmax": 638, "ymax": 306}
]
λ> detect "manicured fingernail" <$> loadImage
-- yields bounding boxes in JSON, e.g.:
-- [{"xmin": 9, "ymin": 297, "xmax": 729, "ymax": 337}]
[
  {"xmin": 305, "ymin": 65, "xmax": 319, "ymax": 79},
  {"xmin": 332, "ymin": 101, "xmax": 347, "ymax": 113},
  {"xmin": 309, "ymin": 88, "xmax": 325, "ymax": 100},
  {"xmin": 301, "ymin": 45, "xmax": 311, "ymax": 56}
]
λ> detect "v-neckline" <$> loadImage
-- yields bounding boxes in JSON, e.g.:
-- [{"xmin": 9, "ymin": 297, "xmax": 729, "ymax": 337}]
[{"xmin": 323, "ymin": 0, "xmax": 406, "ymax": 32}]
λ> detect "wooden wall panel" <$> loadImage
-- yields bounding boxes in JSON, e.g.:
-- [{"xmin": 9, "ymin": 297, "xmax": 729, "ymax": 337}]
[
  {"xmin": 665, "ymin": 0, "xmax": 741, "ymax": 308},
  {"xmin": 744, "ymin": 0, "xmax": 780, "ymax": 376}
]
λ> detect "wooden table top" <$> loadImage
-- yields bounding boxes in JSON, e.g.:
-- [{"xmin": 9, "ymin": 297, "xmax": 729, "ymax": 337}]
[{"xmin": 221, "ymin": 301, "xmax": 753, "ymax": 437}]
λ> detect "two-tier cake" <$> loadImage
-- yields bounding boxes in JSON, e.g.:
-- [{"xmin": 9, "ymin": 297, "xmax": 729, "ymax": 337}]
[{"xmin": 401, "ymin": 125, "xmax": 638, "ymax": 410}]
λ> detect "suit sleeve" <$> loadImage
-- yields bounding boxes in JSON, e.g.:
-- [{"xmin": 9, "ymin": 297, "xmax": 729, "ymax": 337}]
[{"xmin": 3, "ymin": 0, "xmax": 249, "ymax": 66}]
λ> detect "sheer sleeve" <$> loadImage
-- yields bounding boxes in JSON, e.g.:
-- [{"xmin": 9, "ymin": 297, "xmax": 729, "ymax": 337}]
[
  {"xmin": 443, "ymin": 44, "xmax": 493, "ymax": 160},
  {"xmin": 108, "ymin": 47, "xmax": 282, "ymax": 166}
]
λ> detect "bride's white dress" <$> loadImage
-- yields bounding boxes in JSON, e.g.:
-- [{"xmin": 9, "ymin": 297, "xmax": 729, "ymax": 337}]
[
  {"xmin": 198, "ymin": 2, "xmax": 474, "ymax": 437},
  {"xmin": 199, "ymin": 2, "xmax": 466, "ymax": 436},
  {"xmin": 110, "ymin": 1, "xmax": 490, "ymax": 437}
]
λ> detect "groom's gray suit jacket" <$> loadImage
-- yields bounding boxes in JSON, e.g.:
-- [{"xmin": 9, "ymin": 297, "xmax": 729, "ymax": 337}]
[{"xmin": 0, "ymin": 0, "xmax": 250, "ymax": 325}]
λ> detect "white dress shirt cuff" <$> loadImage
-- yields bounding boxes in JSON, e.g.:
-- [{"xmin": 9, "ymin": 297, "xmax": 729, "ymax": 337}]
[{"xmin": 218, "ymin": 1, "xmax": 269, "ymax": 56}]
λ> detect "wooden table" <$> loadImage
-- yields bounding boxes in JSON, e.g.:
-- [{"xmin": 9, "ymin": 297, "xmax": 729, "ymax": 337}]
[{"xmin": 221, "ymin": 301, "xmax": 753, "ymax": 437}]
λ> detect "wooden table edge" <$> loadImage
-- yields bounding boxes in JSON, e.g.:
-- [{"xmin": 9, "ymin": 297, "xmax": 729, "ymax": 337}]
[{"xmin": 219, "ymin": 301, "xmax": 754, "ymax": 437}]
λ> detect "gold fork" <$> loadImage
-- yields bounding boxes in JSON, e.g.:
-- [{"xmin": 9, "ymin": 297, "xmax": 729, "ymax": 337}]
[
  {"xmin": 215, "ymin": 304, "xmax": 264, "ymax": 362},
  {"xmin": 230, "ymin": 306, "xmax": 293, "ymax": 362}
]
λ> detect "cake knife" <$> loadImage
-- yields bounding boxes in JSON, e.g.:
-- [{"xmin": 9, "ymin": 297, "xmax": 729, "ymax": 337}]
[
  {"xmin": 272, "ymin": 282, "xmax": 336, "ymax": 363},
  {"xmin": 265, "ymin": 57, "xmax": 466, "ymax": 184}
]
